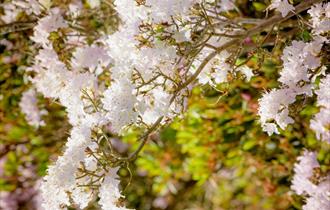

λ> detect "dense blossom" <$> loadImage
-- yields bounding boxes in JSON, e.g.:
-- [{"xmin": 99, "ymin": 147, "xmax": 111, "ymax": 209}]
[
  {"xmin": 99, "ymin": 168, "xmax": 129, "ymax": 210},
  {"xmin": 258, "ymin": 88, "xmax": 295, "ymax": 135},
  {"xmin": 258, "ymin": 38, "xmax": 325, "ymax": 135},
  {"xmin": 19, "ymin": 88, "xmax": 47, "ymax": 127},
  {"xmin": 310, "ymin": 74, "xmax": 330, "ymax": 143},
  {"xmin": 291, "ymin": 151, "xmax": 320, "ymax": 195},
  {"xmin": 102, "ymin": 79, "xmax": 140, "ymax": 133},
  {"xmin": 31, "ymin": 9, "xmax": 68, "ymax": 47},
  {"xmin": 1, "ymin": 0, "xmax": 329, "ymax": 209},
  {"xmin": 269, "ymin": 0, "xmax": 295, "ymax": 17},
  {"xmin": 258, "ymin": 3, "xmax": 330, "ymax": 208},
  {"xmin": 26, "ymin": 0, "xmax": 330, "ymax": 208},
  {"xmin": 72, "ymin": 46, "xmax": 112, "ymax": 74},
  {"xmin": 308, "ymin": 2, "xmax": 330, "ymax": 35},
  {"xmin": 291, "ymin": 151, "xmax": 330, "ymax": 210},
  {"xmin": 25, "ymin": 0, "xmax": 213, "ymax": 209},
  {"xmin": 279, "ymin": 38, "xmax": 325, "ymax": 88}
]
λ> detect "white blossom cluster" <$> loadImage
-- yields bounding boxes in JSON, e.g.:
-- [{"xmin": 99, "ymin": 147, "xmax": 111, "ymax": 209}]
[
  {"xmin": 291, "ymin": 151, "xmax": 330, "ymax": 210},
  {"xmin": 308, "ymin": 2, "xmax": 330, "ymax": 35},
  {"xmin": 7, "ymin": 0, "xmax": 241, "ymax": 209},
  {"xmin": 258, "ymin": 37, "xmax": 326, "ymax": 135},
  {"xmin": 258, "ymin": 2, "xmax": 330, "ymax": 209},
  {"xmin": 258, "ymin": 2, "xmax": 330, "ymax": 138},
  {"xmin": 4, "ymin": 1, "xmax": 123, "ymax": 209},
  {"xmin": 99, "ymin": 168, "xmax": 128, "ymax": 210},
  {"xmin": 310, "ymin": 74, "xmax": 330, "ymax": 143},
  {"xmin": 19, "ymin": 88, "xmax": 47, "ymax": 128},
  {"xmin": 2, "ymin": 0, "xmax": 329, "ymax": 209},
  {"xmin": 269, "ymin": 0, "xmax": 295, "ymax": 17},
  {"xmin": 192, "ymin": 46, "xmax": 254, "ymax": 86},
  {"xmin": 1, "ymin": 0, "xmax": 50, "ymax": 23},
  {"xmin": 103, "ymin": 0, "xmax": 252, "ymax": 133}
]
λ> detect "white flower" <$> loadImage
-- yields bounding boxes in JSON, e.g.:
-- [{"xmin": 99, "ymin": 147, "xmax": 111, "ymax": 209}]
[
  {"xmin": 71, "ymin": 187, "xmax": 94, "ymax": 209},
  {"xmin": 142, "ymin": 88, "xmax": 171, "ymax": 125},
  {"xmin": 1, "ymin": 3, "xmax": 21, "ymax": 24},
  {"xmin": 13, "ymin": 0, "xmax": 46, "ymax": 15},
  {"xmin": 19, "ymin": 88, "xmax": 47, "ymax": 127},
  {"xmin": 40, "ymin": 126, "xmax": 92, "ymax": 209},
  {"xmin": 31, "ymin": 9, "xmax": 67, "ymax": 46},
  {"xmin": 303, "ymin": 193, "xmax": 330, "ymax": 210},
  {"xmin": 102, "ymin": 79, "xmax": 140, "ymax": 133},
  {"xmin": 291, "ymin": 151, "xmax": 319, "ymax": 195},
  {"xmin": 269, "ymin": 0, "xmax": 295, "ymax": 17},
  {"xmin": 315, "ymin": 74, "xmax": 330, "ymax": 109},
  {"xmin": 237, "ymin": 65, "xmax": 254, "ymax": 81},
  {"xmin": 145, "ymin": 0, "xmax": 201, "ymax": 22},
  {"xmin": 30, "ymin": 48, "xmax": 70, "ymax": 99},
  {"xmin": 279, "ymin": 39, "xmax": 324, "ymax": 88},
  {"xmin": 218, "ymin": 0, "xmax": 236, "ymax": 12},
  {"xmin": 310, "ymin": 109, "xmax": 330, "ymax": 144},
  {"xmin": 72, "ymin": 46, "xmax": 112, "ymax": 75},
  {"xmin": 193, "ymin": 50, "xmax": 231, "ymax": 85},
  {"xmin": 291, "ymin": 152, "xmax": 330, "ymax": 210},
  {"xmin": 68, "ymin": 0, "xmax": 83, "ymax": 17},
  {"xmin": 304, "ymin": 177, "xmax": 330, "ymax": 210},
  {"xmin": 99, "ymin": 168, "xmax": 130, "ymax": 210},
  {"xmin": 308, "ymin": 2, "xmax": 330, "ymax": 35},
  {"xmin": 258, "ymin": 37, "xmax": 327, "ymax": 136},
  {"xmin": 258, "ymin": 88, "xmax": 296, "ymax": 135},
  {"xmin": 310, "ymin": 74, "xmax": 330, "ymax": 143},
  {"xmin": 173, "ymin": 28, "xmax": 191, "ymax": 43}
]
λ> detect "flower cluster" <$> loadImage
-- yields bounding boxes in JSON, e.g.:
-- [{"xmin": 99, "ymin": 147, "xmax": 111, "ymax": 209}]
[
  {"xmin": 269, "ymin": 0, "xmax": 295, "ymax": 17},
  {"xmin": 291, "ymin": 151, "xmax": 330, "ymax": 210},
  {"xmin": 310, "ymin": 74, "xmax": 330, "ymax": 143},
  {"xmin": 258, "ymin": 2, "xmax": 330, "ymax": 209},
  {"xmin": 1, "ymin": 0, "xmax": 51, "ymax": 23},
  {"xmin": 19, "ymin": 88, "xmax": 47, "ymax": 128},
  {"xmin": 258, "ymin": 37, "xmax": 326, "ymax": 135},
  {"xmin": 258, "ymin": 2, "xmax": 330, "ymax": 138},
  {"xmin": 15, "ymin": 0, "xmax": 235, "ymax": 209},
  {"xmin": 1, "ymin": 0, "xmax": 329, "ymax": 209},
  {"xmin": 308, "ymin": 2, "xmax": 330, "ymax": 35}
]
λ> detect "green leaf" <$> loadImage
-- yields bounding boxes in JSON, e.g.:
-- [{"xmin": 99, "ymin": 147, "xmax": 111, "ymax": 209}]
[
  {"xmin": 242, "ymin": 140, "xmax": 257, "ymax": 151},
  {"xmin": 252, "ymin": 2, "xmax": 267, "ymax": 12},
  {"xmin": 8, "ymin": 126, "xmax": 27, "ymax": 140}
]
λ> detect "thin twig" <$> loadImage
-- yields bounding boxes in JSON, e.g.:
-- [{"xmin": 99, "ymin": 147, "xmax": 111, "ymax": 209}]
[{"xmin": 113, "ymin": 0, "xmax": 324, "ymax": 163}]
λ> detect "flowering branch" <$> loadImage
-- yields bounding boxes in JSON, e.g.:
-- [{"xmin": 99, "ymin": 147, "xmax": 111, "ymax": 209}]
[
  {"xmin": 121, "ymin": 0, "xmax": 325, "ymax": 163},
  {"xmin": 190, "ymin": 0, "xmax": 324, "ymax": 88},
  {"xmin": 3, "ymin": 0, "xmax": 328, "ymax": 209}
]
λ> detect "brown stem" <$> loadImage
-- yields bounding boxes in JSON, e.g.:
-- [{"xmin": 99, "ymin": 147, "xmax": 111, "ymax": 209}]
[
  {"xmin": 119, "ymin": 116, "xmax": 164, "ymax": 161},
  {"xmin": 0, "ymin": 20, "xmax": 37, "ymax": 35},
  {"xmin": 118, "ymin": 0, "xmax": 323, "ymax": 162},
  {"xmin": 183, "ymin": 0, "xmax": 323, "ymax": 94}
]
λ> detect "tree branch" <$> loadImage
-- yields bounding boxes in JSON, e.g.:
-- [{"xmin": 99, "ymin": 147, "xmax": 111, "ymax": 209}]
[
  {"xmin": 118, "ymin": 0, "xmax": 324, "ymax": 162},
  {"xmin": 183, "ymin": 0, "xmax": 324, "ymax": 93},
  {"xmin": 0, "ymin": 20, "xmax": 37, "ymax": 35}
]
